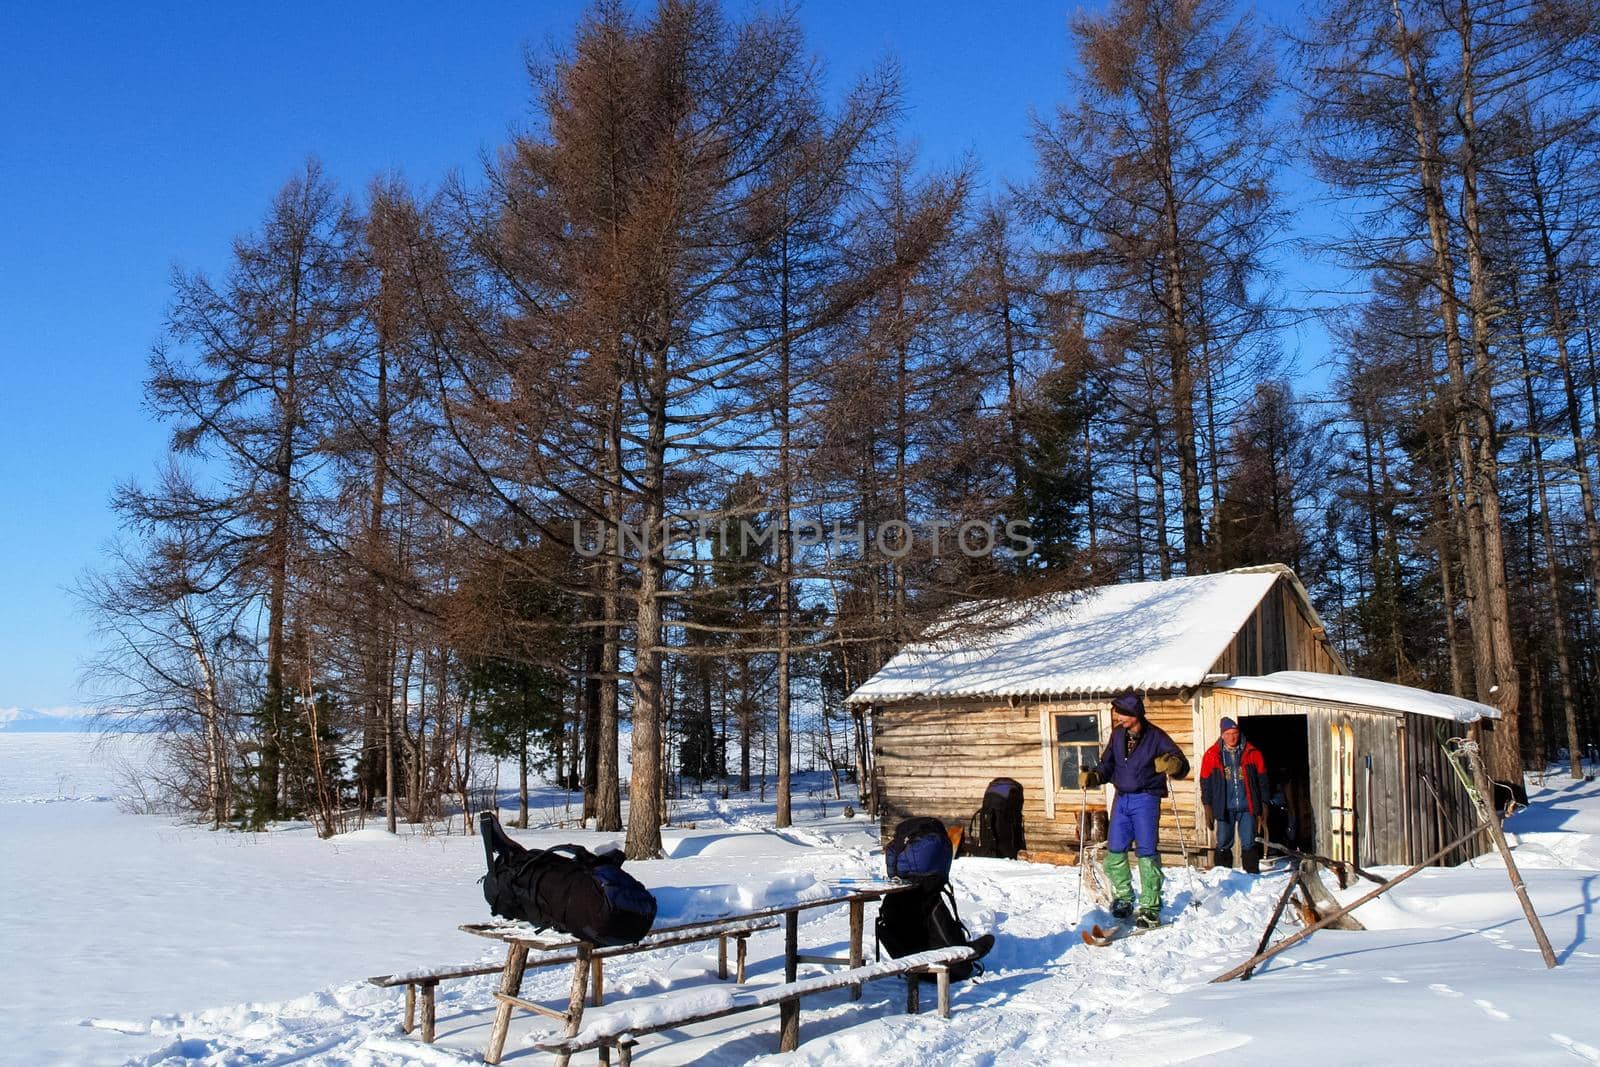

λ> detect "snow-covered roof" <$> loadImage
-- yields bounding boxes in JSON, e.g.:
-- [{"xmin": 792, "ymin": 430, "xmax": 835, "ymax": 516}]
[
  {"xmin": 846, "ymin": 566, "xmax": 1322, "ymax": 705},
  {"xmin": 1215, "ymin": 670, "xmax": 1499, "ymax": 722}
]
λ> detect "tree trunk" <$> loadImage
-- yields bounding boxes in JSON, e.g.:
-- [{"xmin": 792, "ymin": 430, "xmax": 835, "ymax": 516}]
[{"xmin": 1452, "ymin": 0, "xmax": 1520, "ymax": 774}]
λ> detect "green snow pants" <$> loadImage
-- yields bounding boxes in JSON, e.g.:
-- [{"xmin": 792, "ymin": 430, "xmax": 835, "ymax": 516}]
[{"xmin": 1104, "ymin": 850, "xmax": 1163, "ymax": 912}]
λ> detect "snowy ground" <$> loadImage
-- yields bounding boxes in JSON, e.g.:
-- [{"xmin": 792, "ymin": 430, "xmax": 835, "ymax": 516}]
[{"xmin": 4, "ymin": 734, "xmax": 1599, "ymax": 1066}]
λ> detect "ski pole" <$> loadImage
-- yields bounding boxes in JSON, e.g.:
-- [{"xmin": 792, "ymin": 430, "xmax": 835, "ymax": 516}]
[
  {"xmin": 1073, "ymin": 782, "xmax": 1089, "ymax": 921},
  {"xmin": 1168, "ymin": 788, "xmax": 1202, "ymax": 909}
]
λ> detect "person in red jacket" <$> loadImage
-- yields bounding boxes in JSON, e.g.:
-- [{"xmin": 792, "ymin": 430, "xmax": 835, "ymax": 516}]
[{"xmin": 1199, "ymin": 718, "xmax": 1268, "ymax": 873}]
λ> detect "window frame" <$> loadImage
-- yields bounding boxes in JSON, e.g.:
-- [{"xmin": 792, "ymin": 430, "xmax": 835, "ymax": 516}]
[{"xmin": 1038, "ymin": 704, "xmax": 1108, "ymax": 817}]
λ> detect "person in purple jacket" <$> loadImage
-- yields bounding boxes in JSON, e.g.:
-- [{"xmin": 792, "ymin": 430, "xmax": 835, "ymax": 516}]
[{"xmin": 1078, "ymin": 689, "xmax": 1190, "ymax": 928}]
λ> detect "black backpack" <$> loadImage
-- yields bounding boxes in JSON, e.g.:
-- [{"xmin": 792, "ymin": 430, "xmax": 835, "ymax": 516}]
[
  {"xmin": 875, "ymin": 883, "xmax": 992, "ymax": 982},
  {"xmin": 877, "ymin": 815, "xmax": 993, "ymax": 982},
  {"xmin": 479, "ymin": 812, "xmax": 658, "ymax": 946},
  {"xmin": 963, "ymin": 777, "xmax": 1026, "ymax": 859}
]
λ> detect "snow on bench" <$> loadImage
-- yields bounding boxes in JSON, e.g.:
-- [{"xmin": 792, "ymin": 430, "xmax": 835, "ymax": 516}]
[
  {"xmin": 378, "ymin": 916, "xmax": 783, "ymax": 1045},
  {"xmin": 534, "ymin": 946, "xmax": 978, "ymax": 1064}
]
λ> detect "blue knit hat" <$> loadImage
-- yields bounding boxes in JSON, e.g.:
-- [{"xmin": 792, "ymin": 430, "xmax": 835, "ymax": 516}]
[
  {"xmin": 1220, "ymin": 717, "xmax": 1239, "ymax": 732},
  {"xmin": 1110, "ymin": 690, "xmax": 1145, "ymax": 718}
]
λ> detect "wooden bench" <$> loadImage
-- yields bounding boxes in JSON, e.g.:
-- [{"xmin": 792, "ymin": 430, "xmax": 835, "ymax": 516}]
[
  {"xmin": 534, "ymin": 946, "xmax": 978, "ymax": 1065},
  {"xmin": 372, "ymin": 918, "xmax": 778, "ymax": 1047},
  {"xmin": 467, "ymin": 917, "xmax": 783, "ymax": 1064},
  {"xmin": 369, "ymin": 962, "xmax": 505, "ymax": 1042}
]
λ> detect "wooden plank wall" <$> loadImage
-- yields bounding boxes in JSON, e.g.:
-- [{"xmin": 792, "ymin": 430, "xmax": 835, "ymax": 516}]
[
  {"xmin": 1206, "ymin": 690, "xmax": 1486, "ymax": 866},
  {"xmin": 1208, "ymin": 579, "xmax": 1341, "ymax": 678},
  {"xmin": 1400, "ymin": 713, "xmax": 1487, "ymax": 865},
  {"xmin": 871, "ymin": 696, "xmax": 1205, "ymax": 860}
]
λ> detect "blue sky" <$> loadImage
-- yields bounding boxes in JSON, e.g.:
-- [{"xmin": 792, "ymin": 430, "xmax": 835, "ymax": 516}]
[{"xmin": 0, "ymin": 1, "xmax": 1327, "ymax": 714}]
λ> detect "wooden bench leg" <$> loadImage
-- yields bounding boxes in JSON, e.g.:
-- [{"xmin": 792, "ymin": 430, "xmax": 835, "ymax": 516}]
[
  {"xmin": 591, "ymin": 955, "xmax": 604, "ymax": 1007},
  {"xmin": 718, "ymin": 934, "xmax": 729, "ymax": 980},
  {"xmin": 935, "ymin": 966, "xmax": 950, "ymax": 1019},
  {"xmin": 421, "ymin": 980, "xmax": 437, "ymax": 1043},
  {"xmin": 848, "ymin": 899, "xmax": 864, "ymax": 1002},
  {"xmin": 906, "ymin": 975, "xmax": 920, "ymax": 1014},
  {"xmin": 485, "ymin": 943, "xmax": 529, "ymax": 1066},
  {"xmin": 598, "ymin": 1042, "xmax": 609, "ymax": 1066},
  {"xmin": 784, "ymin": 910, "xmax": 799, "ymax": 982},
  {"xmin": 778, "ymin": 996, "xmax": 800, "ymax": 1052},
  {"xmin": 736, "ymin": 935, "xmax": 749, "ymax": 983},
  {"xmin": 554, "ymin": 946, "xmax": 592, "ymax": 1067},
  {"xmin": 618, "ymin": 1040, "xmax": 635, "ymax": 1067},
  {"xmin": 403, "ymin": 983, "xmax": 416, "ymax": 1034}
]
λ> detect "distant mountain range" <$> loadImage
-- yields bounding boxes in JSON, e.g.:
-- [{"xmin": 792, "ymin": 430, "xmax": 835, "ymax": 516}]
[{"xmin": 0, "ymin": 706, "xmax": 94, "ymax": 732}]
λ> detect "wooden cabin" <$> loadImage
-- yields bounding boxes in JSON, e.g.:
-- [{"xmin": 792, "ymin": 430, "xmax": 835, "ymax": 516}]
[{"xmin": 845, "ymin": 565, "xmax": 1494, "ymax": 868}]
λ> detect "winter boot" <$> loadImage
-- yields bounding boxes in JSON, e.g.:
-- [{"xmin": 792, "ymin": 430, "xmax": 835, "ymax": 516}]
[
  {"xmin": 1111, "ymin": 898, "xmax": 1134, "ymax": 921},
  {"xmin": 1135, "ymin": 907, "xmax": 1161, "ymax": 930},
  {"xmin": 1242, "ymin": 845, "xmax": 1262, "ymax": 875},
  {"xmin": 1212, "ymin": 847, "xmax": 1233, "ymax": 870}
]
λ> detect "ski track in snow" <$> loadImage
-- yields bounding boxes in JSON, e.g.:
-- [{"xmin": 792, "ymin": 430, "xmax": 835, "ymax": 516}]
[{"xmin": 6, "ymin": 736, "xmax": 1600, "ymax": 1065}]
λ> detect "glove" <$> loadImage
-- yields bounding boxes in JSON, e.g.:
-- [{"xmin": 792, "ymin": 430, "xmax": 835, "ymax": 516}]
[
  {"xmin": 1154, "ymin": 753, "xmax": 1183, "ymax": 777},
  {"xmin": 1203, "ymin": 804, "xmax": 1215, "ymax": 830},
  {"xmin": 1078, "ymin": 769, "xmax": 1101, "ymax": 789}
]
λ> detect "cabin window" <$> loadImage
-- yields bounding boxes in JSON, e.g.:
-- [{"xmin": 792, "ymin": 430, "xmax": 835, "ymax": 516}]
[{"xmin": 1052, "ymin": 713, "xmax": 1101, "ymax": 790}]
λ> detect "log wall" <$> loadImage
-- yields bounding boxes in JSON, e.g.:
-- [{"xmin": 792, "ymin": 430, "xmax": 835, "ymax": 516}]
[{"xmin": 871, "ymin": 696, "xmax": 1205, "ymax": 860}]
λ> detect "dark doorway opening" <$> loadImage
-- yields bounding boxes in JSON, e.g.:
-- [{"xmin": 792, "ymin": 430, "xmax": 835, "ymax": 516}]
[{"xmin": 1238, "ymin": 714, "xmax": 1313, "ymax": 853}]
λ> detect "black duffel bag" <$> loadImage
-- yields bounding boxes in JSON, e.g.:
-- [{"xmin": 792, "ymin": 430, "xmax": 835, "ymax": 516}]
[{"xmin": 478, "ymin": 811, "xmax": 657, "ymax": 946}]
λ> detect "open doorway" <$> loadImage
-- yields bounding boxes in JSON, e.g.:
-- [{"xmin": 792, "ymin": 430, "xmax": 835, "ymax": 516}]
[{"xmin": 1238, "ymin": 714, "xmax": 1313, "ymax": 853}]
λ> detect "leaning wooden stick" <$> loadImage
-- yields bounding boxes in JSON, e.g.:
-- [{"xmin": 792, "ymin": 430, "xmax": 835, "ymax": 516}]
[
  {"xmin": 1443, "ymin": 738, "xmax": 1559, "ymax": 970},
  {"xmin": 1240, "ymin": 867, "xmax": 1307, "ymax": 981},
  {"xmin": 1212, "ymin": 825, "xmax": 1484, "ymax": 984}
]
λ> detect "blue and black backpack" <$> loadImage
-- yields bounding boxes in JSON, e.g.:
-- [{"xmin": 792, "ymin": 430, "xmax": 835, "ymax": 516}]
[
  {"xmin": 885, "ymin": 815, "xmax": 955, "ymax": 887},
  {"xmin": 878, "ymin": 816, "xmax": 992, "ymax": 981}
]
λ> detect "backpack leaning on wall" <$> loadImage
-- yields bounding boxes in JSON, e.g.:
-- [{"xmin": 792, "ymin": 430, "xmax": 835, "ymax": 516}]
[
  {"xmin": 478, "ymin": 812, "xmax": 658, "ymax": 947},
  {"xmin": 962, "ymin": 777, "xmax": 1026, "ymax": 860},
  {"xmin": 877, "ymin": 815, "xmax": 994, "ymax": 981}
]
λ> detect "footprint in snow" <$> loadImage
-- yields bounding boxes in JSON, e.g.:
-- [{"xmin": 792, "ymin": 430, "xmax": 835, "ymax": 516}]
[
  {"xmin": 1380, "ymin": 976, "xmax": 1407, "ymax": 984},
  {"xmin": 1551, "ymin": 1033, "xmax": 1600, "ymax": 1064},
  {"xmin": 1473, "ymin": 999, "xmax": 1510, "ymax": 1021},
  {"xmin": 1428, "ymin": 983, "xmax": 1464, "ymax": 997}
]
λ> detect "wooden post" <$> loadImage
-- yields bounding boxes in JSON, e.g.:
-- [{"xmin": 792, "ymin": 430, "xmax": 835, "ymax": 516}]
[
  {"xmin": 848, "ymin": 899, "xmax": 865, "ymax": 1001},
  {"xmin": 1241, "ymin": 869, "xmax": 1305, "ymax": 981},
  {"xmin": 784, "ymin": 910, "xmax": 799, "ymax": 982},
  {"xmin": 736, "ymin": 935, "xmax": 749, "ymax": 983},
  {"xmin": 1212, "ymin": 826, "xmax": 1482, "ymax": 983},
  {"xmin": 485, "ymin": 943, "xmax": 530, "ymax": 1066},
  {"xmin": 420, "ymin": 980, "xmax": 436, "ymax": 1043},
  {"xmin": 403, "ymin": 983, "xmax": 415, "ymax": 1034},
  {"xmin": 1457, "ymin": 743, "xmax": 1560, "ymax": 969},
  {"xmin": 718, "ymin": 935, "xmax": 729, "ymax": 981},
  {"xmin": 905, "ymin": 975, "xmax": 919, "ymax": 1014},
  {"xmin": 618, "ymin": 1041, "xmax": 634, "ymax": 1067},
  {"xmin": 591, "ymin": 955, "xmax": 605, "ymax": 1006},
  {"xmin": 936, "ymin": 967, "xmax": 951, "ymax": 1018},
  {"xmin": 778, "ymin": 997, "xmax": 800, "ymax": 1052},
  {"xmin": 553, "ymin": 946, "xmax": 592, "ymax": 1067}
]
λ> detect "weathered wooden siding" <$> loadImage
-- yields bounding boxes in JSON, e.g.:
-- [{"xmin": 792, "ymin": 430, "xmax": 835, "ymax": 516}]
[
  {"xmin": 1206, "ymin": 690, "xmax": 1485, "ymax": 866},
  {"xmin": 1209, "ymin": 578, "xmax": 1342, "ymax": 678},
  {"xmin": 871, "ymin": 695, "xmax": 1205, "ymax": 859},
  {"xmin": 1399, "ymin": 712, "xmax": 1485, "ymax": 865}
]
